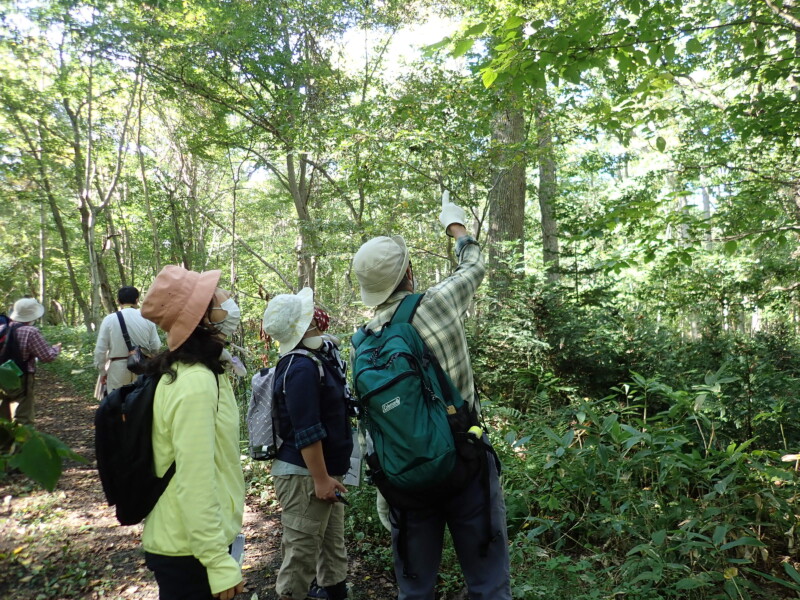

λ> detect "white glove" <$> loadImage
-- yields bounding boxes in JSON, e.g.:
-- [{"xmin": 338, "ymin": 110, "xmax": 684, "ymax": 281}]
[
  {"xmin": 376, "ymin": 491, "xmax": 391, "ymax": 532},
  {"xmin": 438, "ymin": 190, "xmax": 467, "ymax": 236},
  {"xmin": 220, "ymin": 348, "xmax": 247, "ymax": 377}
]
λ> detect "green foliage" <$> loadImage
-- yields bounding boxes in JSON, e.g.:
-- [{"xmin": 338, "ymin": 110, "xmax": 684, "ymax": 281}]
[
  {"xmin": 0, "ymin": 422, "xmax": 86, "ymax": 491},
  {"xmin": 494, "ymin": 378, "xmax": 800, "ymax": 598}
]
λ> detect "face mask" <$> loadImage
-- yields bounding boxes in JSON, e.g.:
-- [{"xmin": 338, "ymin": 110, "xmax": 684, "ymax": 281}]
[
  {"xmin": 210, "ymin": 298, "xmax": 241, "ymax": 337},
  {"xmin": 302, "ymin": 336, "xmax": 324, "ymax": 350}
]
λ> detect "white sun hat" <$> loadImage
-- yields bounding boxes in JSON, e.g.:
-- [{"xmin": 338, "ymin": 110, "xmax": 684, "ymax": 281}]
[
  {"xmin": 10, "ymin": 298, "xmax": 45, "ymax": 323},
  {"xmin": 352, "ymin": 235, "xmax": 410, "ymax": 307},
  {"xmin": 262, "ymin": 287, "xmax": 315, "ymax": 355}
]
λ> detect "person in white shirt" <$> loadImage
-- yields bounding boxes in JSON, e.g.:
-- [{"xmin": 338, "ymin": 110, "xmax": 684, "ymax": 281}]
[{"xmin": 93, "ymin": 286, "xmax": 161, "ymax": 395}]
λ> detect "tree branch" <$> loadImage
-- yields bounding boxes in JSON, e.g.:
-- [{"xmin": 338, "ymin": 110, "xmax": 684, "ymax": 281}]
[
  {"xmin": 763, "ymin": 0, "xmax": 800, "ymax": 31},
  {"xmin": 196, "ymin": 206, "xmax": 296, "ymax": 291}
]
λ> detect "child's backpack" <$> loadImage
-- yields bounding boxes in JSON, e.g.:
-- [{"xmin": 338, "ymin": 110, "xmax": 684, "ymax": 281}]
[
  {"xmin": 0, "ymin": 323, "xmax": 25, "ymax": 397},
  {"xmin": 351, "ymin": 293, "xmax": 487, "ymax": 510},
  {"xmin": 94, "ymin": 374, "xmax": 176, "ymax": 525},
  {"xmin": 248, "ymin": 349, "xmax": 325, "ymax": 460}
]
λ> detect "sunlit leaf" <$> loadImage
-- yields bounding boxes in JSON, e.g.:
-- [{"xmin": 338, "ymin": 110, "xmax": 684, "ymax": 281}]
[
  {"xmin": 451, "ymin": 38, "xmax": 475, "ymax": 58},
  {"xmin": 482, "ymin": 68, "xmax": 498, "ymax": 88},
  {"xmin": 464, "ymin": 22, "xmax": 487, "ymax": 37},
  {"xmin": 504, "ymin": 15, "xmax": 525, "ymax": 29}
]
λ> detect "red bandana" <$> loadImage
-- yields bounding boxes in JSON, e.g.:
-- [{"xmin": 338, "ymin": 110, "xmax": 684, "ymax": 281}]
[{"xmin": 314, "ymin": 307, "xmax": 330, "ymax": 332}]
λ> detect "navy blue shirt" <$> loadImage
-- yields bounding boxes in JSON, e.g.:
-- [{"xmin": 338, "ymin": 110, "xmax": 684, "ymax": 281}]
[{"xmin": 274, "ymin": 343, "xmax": 353, "ymax": 476}]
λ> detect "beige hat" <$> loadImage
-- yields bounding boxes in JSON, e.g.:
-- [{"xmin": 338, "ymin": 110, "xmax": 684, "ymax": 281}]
[
  {"xmin": 262, "ymin": 287, "xmax": 315, "ymax": 355},
  {"xmin": 10, "ymin": 298, "xmax": 45, "ymax": 323},
  {"xmin": 141, "ymin": 265, "xmax": 221, "ymax": 351},
  {"xmin": 353, "ymin": 236, "xmax": 410, "ymax": 306}
]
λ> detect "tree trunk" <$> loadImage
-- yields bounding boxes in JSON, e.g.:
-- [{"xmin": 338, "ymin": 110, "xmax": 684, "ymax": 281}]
[
  {"xmin": 137, "ymin": 81, "xmax": 161, "ymax": 272},
  {"xmin": 534, "ymin": 101, "xmax": 560, "ymax": 283},
  {"xmin": 106, "ymin": 192, "xmax": 127, "ymax": 287},
  {"xmin": 287, "ymin": 153, "xmax": 317, "ymax": 290},
  {"xmin": 38, "ymin": 195, "xmax": 47, "ymax": 320},
  {"xmin": 702, "ymin": 186, "xmax": 713, "ymax": 250},
  {"xmin": 487, "ymin": 98, "xmax": 526, "ymax": 288},
  {"xmin": 17, "ymin": 118, "xmax": 93, "ymax": 328}
]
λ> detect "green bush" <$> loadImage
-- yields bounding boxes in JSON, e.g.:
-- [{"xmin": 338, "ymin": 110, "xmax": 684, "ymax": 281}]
[{"xmin": 494, "ymin": 373, "xmax": 800, "ymax": 599}]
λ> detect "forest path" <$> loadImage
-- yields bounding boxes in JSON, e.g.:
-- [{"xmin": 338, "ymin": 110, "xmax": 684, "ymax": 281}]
[{"xmin": 0, "ymin": 368, "xmax": 393, "ymax": 600}]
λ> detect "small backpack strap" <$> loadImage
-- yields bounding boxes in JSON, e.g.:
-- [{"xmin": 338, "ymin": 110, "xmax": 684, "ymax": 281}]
[
  {"xmin": 389, "ymin": 294, "xmax": 424, "ymax": 326},
  {"xmin": 1, "ymin": 323, "xmax": 24, "ymax": 365},
  {"xmin": 281, "ymin": 349, "xmax": 326, "ymax": 383},
  {"xmin": 115, "ymin": 311, "xmax": 135, "ymax": 352},
  {"xmin": 351, "ymin": 326, "xmax": 368, "ymax": 349}
]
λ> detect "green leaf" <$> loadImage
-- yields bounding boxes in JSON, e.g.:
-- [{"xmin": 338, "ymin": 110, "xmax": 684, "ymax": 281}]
[
  {"xmin": 686, "ymin": 37, "xmax": 703, "ymax": 54},
  {"xmin": 720, "ymin": 536, "xmax": 766, "ymax": 551},
  {"xmin": 464, "ymin": 22, "xmax": 487, "ymax": 37},
  {"xmin": 723, "ymin": 240, "xmax": 738, "ymax": 255},
  {"xmin": 504, "ymin": 15, "xmax": 525, "ymax": 29},
  {"xmin": 743, "ymin": 567, "xmax": 800, "ymax": 591},
  {"xmin": 784, "ymin": 563, "xmax": 800, "ymax": 585},
  {"xmin": 452, "ymin": 38, "xmax": 475, "ymax": 59},
  {"xmin": 563, "ymin": 63, "xmax": 582, "ymax": 85},
  {"xmin": 482, "ymin": 68, "xmax": 498, "ymax": 88},
  {"xmin": 631, "ymin": 571, "xmax": 660, "ymax": 584},
  {"xmin": 525, "ymin": 66, "xmax": 545, "ymax": 89},
  {"xmin": 9, "ymin": 430, "xmax": 62, "ymax": 491},
  {"xmin": 675, "ymin": 577, "xmax": 709, "ymax": 590},
  {"xmin": 713, "ymin": 525, "xmax": 729, "ymax": 545},
  {"xmin": 648, "ymin": 43, "xmax": 661, "ymax": 65},
  {"xmin": 422, "ymin": 37, "xmax": 450, "ymax": 54},
  {"xmin": 651, "ymin": 529, "xmax": 667, "ymax": 546},
  {"xmin": 656, "ymin": 136, "xmax": 666, "ymax": 152}
]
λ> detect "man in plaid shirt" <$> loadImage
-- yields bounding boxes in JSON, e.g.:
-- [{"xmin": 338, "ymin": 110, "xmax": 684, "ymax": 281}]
[
  {"xmin": 353, "ymin": 193, "xmax": 511, "ymax": 600},
  {"xmin": 0, "ymin": 298, "xmax": 61, "ymax": 433}
]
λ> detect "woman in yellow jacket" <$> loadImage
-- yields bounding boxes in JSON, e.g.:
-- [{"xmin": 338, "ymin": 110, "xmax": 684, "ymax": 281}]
[{"xmin": 140, "ymin": 265, "xmax": 245, "ymax": 600}]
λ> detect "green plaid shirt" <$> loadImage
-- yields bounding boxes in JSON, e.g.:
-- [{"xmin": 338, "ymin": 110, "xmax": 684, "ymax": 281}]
[{"xmin": 365, "ymin": 235, "xmax": 485, "ymax": 414}]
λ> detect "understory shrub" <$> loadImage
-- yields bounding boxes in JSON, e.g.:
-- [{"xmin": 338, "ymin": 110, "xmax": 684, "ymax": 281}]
[{"xmin": 491, "ymin": 374, "xmax": 800, "ymax": 599}]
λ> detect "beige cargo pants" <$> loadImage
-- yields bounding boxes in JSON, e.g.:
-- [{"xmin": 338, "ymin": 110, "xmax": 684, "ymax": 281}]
[{"xmin": 273, "ymin": 474, "xmax": 347, "ymax": 598}]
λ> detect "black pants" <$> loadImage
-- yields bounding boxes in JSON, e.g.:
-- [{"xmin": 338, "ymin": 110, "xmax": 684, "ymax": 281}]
[{"xmin": 144, "ymin": 552, "xmax": 214, "ymax": 600}]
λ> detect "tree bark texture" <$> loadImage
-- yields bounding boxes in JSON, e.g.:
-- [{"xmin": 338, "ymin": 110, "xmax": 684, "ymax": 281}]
[
  {"xmin": 487, "ymin": 100, "xmax": 526, "ymax": 287},
  {"xmin": 534, "ymin": 102, "xmax": 560, "ymax": 283}
]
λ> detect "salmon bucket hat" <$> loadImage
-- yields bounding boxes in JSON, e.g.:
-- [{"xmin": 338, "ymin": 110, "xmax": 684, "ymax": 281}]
[
  {"xmin": 262, "ymin": 287, "xmax": 315, "ymax": 355},
  {"xmin": 10, "ymin": 297, "xmax": 45, "ymax": 323},
  {"xmin": 353, "ymin": 235, "xmax": 410, "ymax": 306},
  {"xmin": 141, "ymin": 265, "xmax": 221, "ymax": 350}
]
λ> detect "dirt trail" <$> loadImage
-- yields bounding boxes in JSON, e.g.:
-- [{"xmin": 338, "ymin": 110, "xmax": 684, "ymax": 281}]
[{"xmin": 0, "ymin": 368, "xmax": 394, "ymax": 600}]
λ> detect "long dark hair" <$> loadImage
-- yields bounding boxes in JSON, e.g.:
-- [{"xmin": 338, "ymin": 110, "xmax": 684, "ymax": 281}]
[{"xmin": 146, "ymin": 324, "xmax": 225, "ymax": 383}]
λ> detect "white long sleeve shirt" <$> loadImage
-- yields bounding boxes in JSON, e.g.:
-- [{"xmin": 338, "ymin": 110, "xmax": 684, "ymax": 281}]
[{"xmin": 93, "ymin": 307, "xmax": 161, "ymax": 392}]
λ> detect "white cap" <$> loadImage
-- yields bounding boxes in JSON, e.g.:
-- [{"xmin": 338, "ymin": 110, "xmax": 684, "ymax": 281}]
[
  {"xmin": 10, "ymin": 298, "xmax": 45, "ymax": 323},
  {"xmin": 353, "ymin": 236, "xmax": 410, "ymax": 307},
  {"xmin": 262, "ymin": 287, "xmax": 315, "ymax": 355}
]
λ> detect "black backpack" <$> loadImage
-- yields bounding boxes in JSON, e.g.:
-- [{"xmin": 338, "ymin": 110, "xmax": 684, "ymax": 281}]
[
  {"xmin": 0, "ymin": 323, "xmax": 24, "ymax": 370},
  {"xmin": 94, "ymin": 374, "xmax": 176, "ymax": 525},
  {"xmin": 0, "ymin": 323, "xmax": 26, "ymax": 398}
]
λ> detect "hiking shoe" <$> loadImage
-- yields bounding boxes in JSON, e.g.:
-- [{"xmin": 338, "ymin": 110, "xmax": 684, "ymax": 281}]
[{"xmin": 307, "ymin": 579, "xmax": 329, "ymax": 599}]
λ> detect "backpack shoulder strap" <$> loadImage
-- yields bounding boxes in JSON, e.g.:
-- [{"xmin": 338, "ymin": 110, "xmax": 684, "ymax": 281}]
[
  {"xmin": 389, "ymin": 293, "xmax": 424, "ymax": 326},
  {"xmin": 0, "ymin": 323, "xmax": 24, "ymax": 361},
  {"xmin": 282, "ymin": 349, "xmax": 325, "ymax": 381},
  {"xmin": 115, "ymin": 311, "xmax": 134, "ymax": 352},
  {"xmin": 351, "ymin": 326, "xmax": 368, "ymax": 349}
]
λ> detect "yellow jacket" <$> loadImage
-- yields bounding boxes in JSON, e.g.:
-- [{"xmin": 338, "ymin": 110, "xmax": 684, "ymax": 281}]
[{"xmin": 143, "ymin": 363, "xmax": 245, "ymax": 594}]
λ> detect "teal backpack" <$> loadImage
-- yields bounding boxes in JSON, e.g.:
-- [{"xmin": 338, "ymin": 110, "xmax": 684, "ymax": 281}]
[{"xmin": 351, "ymin": 294, "xmax": 485, "ymax": 509}]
